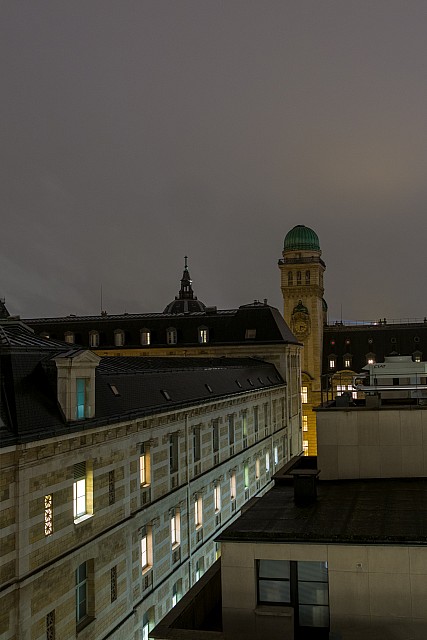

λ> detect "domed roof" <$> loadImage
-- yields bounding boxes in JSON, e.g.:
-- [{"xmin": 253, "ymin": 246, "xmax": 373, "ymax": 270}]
[
  {"xmin": 284, "ymin": 225, "xmax": 320, "ymax": 251},
  {"xmin": 163, "ymin": 258, "xmax": 206, "ymax": 315}
]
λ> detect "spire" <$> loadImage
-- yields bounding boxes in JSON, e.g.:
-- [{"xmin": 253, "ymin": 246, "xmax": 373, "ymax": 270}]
[
  {"xmin": 0, "ymin": 298, "xmax": 10, "ymax": 319},
  {"xmin": 179, "ymin": 256, "xmax": 194, "ymax": 300}
]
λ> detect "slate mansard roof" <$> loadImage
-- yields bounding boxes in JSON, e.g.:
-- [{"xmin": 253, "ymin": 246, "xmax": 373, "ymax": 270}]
[
  {"xmin": 24, "ymin": 303, "xmax": 299, "ymax": 349},
  {"xmin": 0, "ymin": 321, "xmax": 285, "ymax": 446}
]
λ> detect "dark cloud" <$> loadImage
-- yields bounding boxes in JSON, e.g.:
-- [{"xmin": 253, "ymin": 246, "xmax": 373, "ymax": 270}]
[{"xmin": 1, "ymin": 1, "xmax": 426, "ymax": 322}]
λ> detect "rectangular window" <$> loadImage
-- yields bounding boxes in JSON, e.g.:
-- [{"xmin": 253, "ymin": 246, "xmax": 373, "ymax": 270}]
[
  {"xmin": 111, "ymin": 566, "xmax": 117, "ymax": 603},
  {"xmin": 301, "ymin": 386, "xmax": 308, "ymax": 404},
  {"xmin": 329, "ymin": 358, "xmax": 336, "ymax": 369},
  {"xmin": 44, "ymin": 494, "xmax": 53, "ymax": 536},
  {"xmin": 141, "ymin": 526, "xmax": 153, "ymax": 573},
  {"xmin": 140, "ymin": 444, "xmax": 151, "ymax": 486},
  {"xmin": 195, "ymin": 558, "xmax": 204, "ymax": 581},
  {"xmin": 263, "ymin": 403, "xmax": 268, "ymax": 428},
  {"xmin": 198, "ymin": 327, "xmax": 208, "ymax": 344},
  {"xmin": 344, "ymin": 358, "xmax": 351, "ymax": 368},
  {"xmin": 171, "ymin": 509, "xmax": 180, "ymax": 548},
  {"xmin": 76, "ymin": 378, "xmax": 89, "ymax": 419},
  {"xmin": 76, "ymin": 562, "xmax": 89, "ymax": 624},
  {"xmin": 303, "ymin": 440, "xmax": 309, "ymax": 456},
  {"xmin": 193, "ymin": 428, "xmax": 201, "ymax": 463},
  {"xmin": 230, "ymin": 472, "xmax": 236, "ymax": 501},
  {"xmin": 194, "ymin": 496, "xmax": 203, "ymax": 529},
  {"xmin": 73, "ymin": 461, "xmax": 91, "ymax": 521},
  {"xmin": 228, "ymin": 415, "xmax": 235, "ymax": 445},
  {"xmin": 172, "ymin": 579, "xmax": 182, "ymax": 607},
  {"xmin": 214, "ymin": 483, "xmax": 221, "ymax": 512},
  {"xmin": 258, "ymin": 559, "xmax": 291, "ymax": 604},
  {"xmin": 242, "ymin": 413, "xmax": 247, "ymax": 438},
  {"xmin": 244, "ymin": 463, "xmax": 249, "ymax": 490},
  {"xmin": 141, "ymin": 330, "xmax": 151, "ymax": 346},
  {"xmin": 170, "ymin": 433, "xmax": 179, "ymax": 473},
  {"xmin": 303, "ymin": 415, "xmax": 308, "ymax": 431},
  {"xmin": 142, "ymin": 610, "xmax": 154, "ymax": 640},
  {"xmin": 46, "ymin": 610, "xmax": 55, "ymax": 640},
  {"xmin": 254, "ymin": 406, "xmax": 259, "ymax": 434},
  {"xmin": 274, "ymin": 446, "xmax": 279, "ymax": 466},
  {"xmin": 212, "ymin": 419, "xmax": 219, "ymax": 453},
  {"xmin": 255, "ymin": 458, "xmax": 260, "ymax": 480},
  {"xmin": 265, "ymin": 452, "xmax": 270, "ymax": 473}
]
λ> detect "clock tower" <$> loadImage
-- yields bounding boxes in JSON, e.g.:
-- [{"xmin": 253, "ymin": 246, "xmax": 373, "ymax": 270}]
[{"xmin": 278, "ymin": 225, "xmax": 326, "ymax": 454}]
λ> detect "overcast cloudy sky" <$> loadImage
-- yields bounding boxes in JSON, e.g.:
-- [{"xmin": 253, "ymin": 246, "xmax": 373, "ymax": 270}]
[{"xmin": 1, "ymin": 1, "xmax": 426, "ymax": 323}]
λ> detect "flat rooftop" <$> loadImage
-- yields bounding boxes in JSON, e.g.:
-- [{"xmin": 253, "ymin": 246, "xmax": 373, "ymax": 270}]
[{"xmin": 217, "ymin": 477, "xmax": 427, "ymax": 545}]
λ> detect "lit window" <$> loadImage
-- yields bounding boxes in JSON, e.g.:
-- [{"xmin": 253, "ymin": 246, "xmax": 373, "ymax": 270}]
[
  {"xmin": 141, "ymin": 526, "xmax": 153, "ymax": 573},
  {"xmin": 255, "ymin": 458, "xmax": 260, "ymax": 480},
  {"xmin": 73, "ymin": 461, "xmax": 93, "ymax": 522},
  {"xmin": 64, "ymin": 331, "xmax": 74, "ymax": 344},
  {"xmin": 198, "ymin": 326, "xmax": 209, "ymax": 344},
  {"xmin": 140, "ymin": 444, "xmax": 151, "ymax": 486},
  {"xmin": 344, "ymin": 359, "xmax": 351, "ymax": 368},
  {"xmin": 44, "ymin": 494, "xmax": 53, "ymax": 536},
  {"xmin": 114, "ymin": 329, "xmax": 125, "ymax": 347},
  {"xmin": 89, "ymin": 331, "xmax": 99, "ymax": 348},
  {"xmin": 170, "ymin": 509, "xmax": 181, "ymax": 548},
  {"xmin": 242, "ymin": 412, "xmax": 247, "ymax": 438},
  {"xmin": 76, "ymin": 378, "xmax": 90, "ymax": 419},
  {"xmin": 214, "ymin": 483, "xmax": 221, "ymax": 512},
  {"xmin": 141, "ymin": 610, "xmax": 154, "ymax": 640},
  {"xmin": 166, "ymin": 327, "xmax": 177, "ymax": 345},
  {"xmin": 301, "ymin": 386, "xmax": 308, "ymax": 404},
  {"xmin": 329, "ymin": 356, "xmax": 336, "ymax": 369},
  {"xmin": 303, "ymin": 440, "xmax": 309, "ymax": 456},
  {"xmin": 265, "ymin": 452, "xmax": 270, "ymax": 473},
  {"xmin": 244, "ymin": 463, "xmax": 249, "ymax": 490},
  {"xmin": 140, "ymin": 329, "xmax": 151, "ymax": 346},
  {"xmin": 274, "ymin": 446, "xmax": 279, "ymax": 466},
  {"xmin": 413, "ymin": 351, "xmax": 422, "ymax": 363},
  {"xmin": 303, "ymin": 415, "xmax": 308, "ymax": 431},
  {"xmin": 194, "ymin": 495, "xmax": 203, "ymax": 529},
  {"xmin": 230, "ymin": 472, "xmax": 236, "ymax": 501}
]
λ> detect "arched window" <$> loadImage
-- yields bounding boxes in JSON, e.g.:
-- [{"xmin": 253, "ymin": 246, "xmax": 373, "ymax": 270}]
[
  {"xmin": 89, "ymin": 331, "xmax": 99, "ymax": 348},
  {"xmin": 288, "ymin": 271, "xmax": 293, "ymax": 286},
  {"xmin": 140, "ymin": 329, "xmax": 151, "ymax": 346},
  {"xmin": 166, "ymin": 327, "xmax": 177, "ymax": 345},
  {"xmin": 114, "ymin": 329, "xmax": 125, "ymax": 347},
  {"xmin": 305, "ymin": 270, "xmax": 310, "ymax": 285}
]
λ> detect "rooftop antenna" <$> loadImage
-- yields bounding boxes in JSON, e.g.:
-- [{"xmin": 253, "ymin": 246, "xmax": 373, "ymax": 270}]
[{"xmin": 184, "ymin": 255, "xmax": 188, "ymax": 269}]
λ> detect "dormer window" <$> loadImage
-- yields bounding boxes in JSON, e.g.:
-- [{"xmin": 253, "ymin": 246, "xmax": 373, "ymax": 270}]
[
  {"xmin": 114, "ymin": 329, "xmax": 125, "ymax": 347},
  {"xmin": 343, "ymin": 353, "xmax": 352, "ymax": 368},
  {"xmin": 54, "ymin": 351, "xmax": 100, "ymax": 422},
  {"xmin": 366, "ymin": 352, "xmax": 376, "ymax": 365},
  {"xmin": 413, "ymin": 351, "xmax": 422, "ymax": 363},
  {"xmin": 140, "ymin": 329, "xmax": 151, "ymax": 346},
  {"xmin": 198, "ymin": 326, "xmax": 209, "ymax": 344},
  {"xmin": 245, "ymin": 329, "xmax": 256, "ymax": 339},
  {"xmin": 89, "ymin": 331, "xmax": 99, "ymax": 348},
  {"xmin": 329, "ymin": 355, "xmax": 336, "ymax": 369},
  {"xmin": 64, "ymin": 331, "xmax": 74, "ymax": 344},
  {"xmin": 166, "ymin": 327, "xmax": 177, "ymax": 345}
]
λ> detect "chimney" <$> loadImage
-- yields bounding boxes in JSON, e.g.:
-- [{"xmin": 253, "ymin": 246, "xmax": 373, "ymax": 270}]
[{"xmin": 290, "ymin": 469, "xmax": 320, "ymax": 506}]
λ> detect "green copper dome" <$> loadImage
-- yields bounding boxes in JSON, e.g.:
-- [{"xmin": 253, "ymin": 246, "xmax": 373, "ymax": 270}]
[{"xmin": 284, "ymin": 225, "xmax": 320, "ymax": 251}]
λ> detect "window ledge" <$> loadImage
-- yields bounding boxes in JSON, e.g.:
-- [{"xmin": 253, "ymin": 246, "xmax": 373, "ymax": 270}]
[
  {"xmin": 142, "ymin": 565, "xmax": 152, "ymax": 576},
  {"xmin": 172, "ymin": 542, "xmax": 180, "ymax": 550},
  {"xmin": 76, "ymin": 616, "xmax": 95, "ymax": 634},
  {"xmin": 74, "ymin": 513, "xmax": 93, "ymax": 525},
  {"xmin": 255, "ymin": 605, "xmax": 293, "ymax": 617}
]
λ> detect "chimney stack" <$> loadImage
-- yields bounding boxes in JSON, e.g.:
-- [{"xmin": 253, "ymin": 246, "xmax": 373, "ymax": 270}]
[{"xmin": 290, "ymin": 469, "xmax": 320, "ymax": 506}]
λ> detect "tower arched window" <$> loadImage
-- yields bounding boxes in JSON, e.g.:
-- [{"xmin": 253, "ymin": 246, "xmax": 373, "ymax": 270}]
[
  {"xmin": 297, "ymin": 271, "xmax": 301, "ymax": 285},
  {"xmin": 167, "ymin": 327, "xmax": 177, "ymax": 345},
  {"xmin": 114, "ymin": 329, "xmax": 125, "ymax": 347},
  {"xmin": 288, "ymin": 272, "xmax": 293, "ymax": 286},
  {"xmin": 305, "ymin": 270, "xmax": 310, "ymax": 285}
]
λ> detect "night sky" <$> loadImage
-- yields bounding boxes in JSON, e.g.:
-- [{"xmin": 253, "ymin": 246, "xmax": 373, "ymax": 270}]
[{"xmin": 1, "ymin": 1, "xmax": 426, "ymax": 323}]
